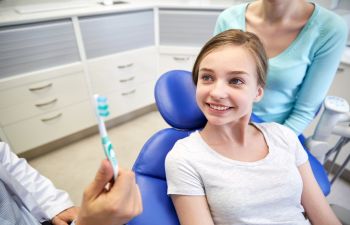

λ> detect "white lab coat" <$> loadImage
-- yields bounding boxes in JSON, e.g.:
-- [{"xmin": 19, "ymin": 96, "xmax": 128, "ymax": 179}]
[{"xmin": 0, "ymin": 142, "xmax": 74, "ymax": 222}]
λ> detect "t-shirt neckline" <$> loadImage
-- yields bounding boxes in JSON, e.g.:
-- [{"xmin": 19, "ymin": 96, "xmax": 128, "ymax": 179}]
[{"xmin": 195, "ymin": 123, "xmax": 273, "ymax": 166}]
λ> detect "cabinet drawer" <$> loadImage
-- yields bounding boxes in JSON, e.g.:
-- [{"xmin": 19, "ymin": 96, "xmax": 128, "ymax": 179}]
[
  {"xmin": 105, "ymin": 81, "xmax": 155, "ymax": 119},
  {"xmin": 0, "ymin": 19, "xmax": 80, "ymax": 78},
  {"xmin": 4, "ymin": 100, "xmax": 95, "ymax": 154},
  {"xmin": 0, "ymin": 64, "xmax": 85, "ymax": 108},
  {"xmin": 0, "ymin": 73, "xmax": 89, "ymax": 125},
  {"xmin": 159, "ymin": 9, "xmax": 221, "ymax": 46},
  {"xmin": 159, "ymin": 53, "xmax": 196, "ymax": 76},
  {"xmin": 88, "ymin": 47, "xmax": 157, "ymax": 95},
  {"xmin": 79, "ymin": 10, "xmax": 155, "ymax": 59}
]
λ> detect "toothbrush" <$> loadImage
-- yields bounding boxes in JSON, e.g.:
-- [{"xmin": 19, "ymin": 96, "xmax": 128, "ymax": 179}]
[{"xmin": 94, "ymin": 94, "xmax": 119, "ymax": 178}]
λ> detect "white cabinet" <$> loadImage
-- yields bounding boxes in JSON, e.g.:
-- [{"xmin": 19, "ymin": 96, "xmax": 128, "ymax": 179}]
[
  {"xmin": 0, "ymin": 19, "xmax": 80, "ymax": 78},
  {"xmin": 87, "ymin": 47, "xmax": 157, "ymax": 119},
  {"xmin": 80, "ymin": 9, "xmax": 157, "ymax": 119},
  {"xmin": 79, "ymin": 9, "xmax": 155, "ymax": 59},
  {"xmin": 158, "ymin": 9, "xmax": 221, "ymax": 76},
  {"xmin": 0, "ymin": 63, "xmax": 94, "ymax": 153},
  {"xmin": 159, "ymin": 9, "xmax": 221, "ymax": 47},
  {"xmin": 159, "ymin": 46, "xmax": 199, "ymax": 76}
]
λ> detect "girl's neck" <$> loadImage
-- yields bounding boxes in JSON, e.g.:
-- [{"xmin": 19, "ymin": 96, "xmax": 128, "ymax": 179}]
[
  {"xmin": 253, "ymin": 0, "xmax": 309, "ymax": 23},
  {"xmin": 200, "ymin": 119, "xmax": 253, "ymax": 148}
]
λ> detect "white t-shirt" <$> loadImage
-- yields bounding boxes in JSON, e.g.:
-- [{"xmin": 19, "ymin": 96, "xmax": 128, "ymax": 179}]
[{"xmin": 165, "ymin": 122, "xmax": 310, "ymax": 225}]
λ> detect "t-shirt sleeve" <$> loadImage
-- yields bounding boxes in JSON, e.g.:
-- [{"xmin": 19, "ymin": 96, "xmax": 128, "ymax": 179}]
[
  {"xmin": 274, "ymin": 123, "xmax": 309, "ymax": 166},
  {"xmin": 165, "ymin": 142, "xmax": 205, "ymax": 196}
]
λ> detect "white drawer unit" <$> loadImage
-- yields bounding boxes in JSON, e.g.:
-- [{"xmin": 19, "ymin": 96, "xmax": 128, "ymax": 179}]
[
  {"xmin": 3, "ymin": 100, "xmax": 95, "ymax": 154},
  {"xmin": 0, "ymin": 19, "xmax": 80, "ymax": 78},
  {"xmin": 159, "ymin": 9, "xmax": 222, "ymax": 47},
  {"xmin": 105, "ymin": 81, "xmax": 155, "ymax": 119},
  {"xmin": 159, "ymin": 53, "xmax": 196, "ymax": 76},
  {"xmin": 0, "ymin": 73, "xmax": 89, "ymax": 126},
  {"xmin": 158, "ymin": 46, "xmax": 200, "ymax": 77},
  {"xmin": 87, "ymin": 47, "xmax": 157, "ymax": 95},
  {"xmin": 0, "ymin": 63, "xmax": 93, "ymax": 153},
  {"xmin": 79, "ymin": 9, "xmax": 155, "ymax": 59}
]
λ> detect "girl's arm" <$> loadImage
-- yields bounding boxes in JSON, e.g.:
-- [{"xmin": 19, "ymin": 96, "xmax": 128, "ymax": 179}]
[
  {"xmin": 171, "ymin": 195, "xmax": 215, "ymax": 225},
  {"xmin": 299, "ymin": 162, "xmax": 341, "ymax": 225}
]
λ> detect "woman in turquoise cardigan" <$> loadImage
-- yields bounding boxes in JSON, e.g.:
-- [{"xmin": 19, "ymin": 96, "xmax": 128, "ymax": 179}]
[{"xmin": 214, "ymin": 0, "xmax": 348, "ymax": 135}]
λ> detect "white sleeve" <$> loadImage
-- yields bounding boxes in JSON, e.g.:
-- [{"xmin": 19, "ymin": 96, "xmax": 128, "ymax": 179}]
[
  {"xmin": 165, "ymin": 142, "xmax": 205, "ymax": 196},
  {"xmin": 278, "ymin": 125, "xmax": 308, "ymax": 166},
  {"xmin": 0, "ymin": 142, "xmax": 74, "ymax": 220}
]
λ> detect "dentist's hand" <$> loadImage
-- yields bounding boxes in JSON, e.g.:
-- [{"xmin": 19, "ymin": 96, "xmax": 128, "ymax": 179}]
[
  {"xmin": 75, "ymin": 159, "xmax": 142, "ymax": 225},
  {"xmin": 52, "ymin": 207, "xmax": 79, "ymax": 225}
]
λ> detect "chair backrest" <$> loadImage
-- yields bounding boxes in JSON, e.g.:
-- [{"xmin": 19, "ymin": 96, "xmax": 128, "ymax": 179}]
[{"xmin": 129, "ymin": 70, "xmax": 206, "ymax": 225}]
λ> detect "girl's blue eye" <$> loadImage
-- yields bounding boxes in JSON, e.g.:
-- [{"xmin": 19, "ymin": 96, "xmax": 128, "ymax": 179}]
[
  {"xmin": 229, "ymin": 78, "xmax": 243, "ymax": 85},
  {"xmin": 201, "ymin": 74, "xmax": 213, "ymax": 82}
]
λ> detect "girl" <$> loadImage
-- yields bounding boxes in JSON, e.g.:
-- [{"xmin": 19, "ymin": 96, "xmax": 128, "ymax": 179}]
[{"xmin": 165, "ymin": 29, "xmax": 340, "ymax": 225}]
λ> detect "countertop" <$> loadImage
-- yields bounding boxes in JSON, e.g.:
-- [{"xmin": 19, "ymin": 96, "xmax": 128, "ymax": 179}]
[{"xmin": 0, "ymin": 0, "xmax": 239, "ymax": 26}]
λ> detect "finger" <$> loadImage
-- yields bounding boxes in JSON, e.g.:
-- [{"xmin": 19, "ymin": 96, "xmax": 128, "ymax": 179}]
[
  {"xmin": 109, "ymin": 169, "xmax": 134, "ymax": 196},
  {"xmin": 135, "ymin": 185, "xmax": 143, "ymax": 215},
  {"xmin": 85, "ymin": 159, "xmax": 114, "ymax": 199},
  {"xmin": 51, "ymin": 217, "xmax": 68, "ymax": 225}
]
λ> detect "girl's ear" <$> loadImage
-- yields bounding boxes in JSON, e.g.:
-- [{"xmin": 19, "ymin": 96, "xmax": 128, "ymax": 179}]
[{"xmin": 254, "ymin": 86, "xmax": 264, "ymax": 102}]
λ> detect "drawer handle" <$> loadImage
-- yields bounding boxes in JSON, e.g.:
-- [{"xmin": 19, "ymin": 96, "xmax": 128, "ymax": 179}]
[
  {"xmin": 35, "ymin": 98, "xmax": 58, "ymax": 107},
  {"xmin": 117, "ymin": 63, "xmax": 134, "ymax": 69},
  {"xmin": 121, "ymin": 89, "xmax": 136, "ymax": 96},
  {"xmin": 173, "ymin": 56, "xmax": 190, "ymax": 61},
  {"xmin": 41, "ymin": 113, "xmax": 62, "ymax": 122},
  {"xmin": 337, "ymin": 67, "xmax": 344, "ymax": 72},
  {"xmin": 119, "ymin": 76, "xmax": 135, "ymax": 83},
  {"xmin": 29, "ymin": 82, "xmax": 53, "ymax": 92}
]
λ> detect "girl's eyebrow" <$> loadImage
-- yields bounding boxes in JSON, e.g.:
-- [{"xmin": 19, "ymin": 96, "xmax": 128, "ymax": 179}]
[
  {"xmin": 199, "ymin": 67, "xmax": 249, "ymax": 76},
  {"xmin": 199, "ymin": 68, "xmax": 214, "ymax": 73}
]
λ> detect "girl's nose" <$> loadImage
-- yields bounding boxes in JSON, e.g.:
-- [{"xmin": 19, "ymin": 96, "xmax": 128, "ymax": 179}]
[{"xmin": 209, "ymin": 81, "xmax": 228, "ymax": 100}]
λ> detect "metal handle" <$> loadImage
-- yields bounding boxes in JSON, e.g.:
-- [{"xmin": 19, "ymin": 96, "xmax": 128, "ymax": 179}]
[
  {"xmin": 29, "ymin": 83, "xmax": 53, "ymax": 92},
  {"xmin": 119, "ymin": 76, "xmax": 135, "ymax": 83},
  {"xmin": 173, "ymin": 56, "xmax": 190, "ymax": 61},
  {"xmin": 117, "ymin": 63, "xmax": 134, "ymax": 69},
  {"xmin": 35, "ymin": 98, "xmax": 58, "ymax": 107},
  {"xmin": 41, "ymin": 113, "xmax": 62, "ymax": 122},
  {"xmin": 121, "ymin": 89, "xmax": 136, "ymax": 96}
]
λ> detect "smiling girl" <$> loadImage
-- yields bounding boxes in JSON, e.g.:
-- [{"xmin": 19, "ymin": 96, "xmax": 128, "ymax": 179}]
[{"xmin": 165, "ymin": 29, "xmax": 340, "ymax": 225}]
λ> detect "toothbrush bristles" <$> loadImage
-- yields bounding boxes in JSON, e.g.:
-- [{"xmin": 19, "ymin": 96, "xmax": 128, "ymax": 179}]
[{"xmin": 96, "ymin": 95, "xmax": 110, "ymax": 118}]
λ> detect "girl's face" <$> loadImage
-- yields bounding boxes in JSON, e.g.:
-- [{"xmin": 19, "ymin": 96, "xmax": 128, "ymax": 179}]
[{"xmin": 195, "ymin": 45, "xmax": 264, "ymax": 127}]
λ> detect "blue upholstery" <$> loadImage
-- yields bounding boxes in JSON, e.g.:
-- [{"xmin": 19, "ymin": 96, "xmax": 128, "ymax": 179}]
[{"xmin": 129, "ymin": 70, "xmax": 330, "ymax": 225}]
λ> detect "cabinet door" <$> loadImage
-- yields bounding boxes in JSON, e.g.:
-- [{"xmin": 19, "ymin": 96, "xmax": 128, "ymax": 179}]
[
  {"xmin": 159, "ymin": 9, "xmax": 221, "ymax": 47},
  {"xmin": 0, "ymin": 72, "xmax": 89, "ymax": 126},
  {"xmin": 3, "ymin": 100, "xmax": 95, "ymax": 154},
  {"xmin": 79, "ymin": 10, "xmax": 155, "ymax": 59},
  {"xmin": 159, "ymin": 53, "xmax": 196, "ymax": 76},
  {"xmin": 0, "ymin": 19, "xmax": 80, "ymax": 78},
  {"xmin": 87, "ymin": 47, "xmax": 157, "ymax": 95},
  {"xmin": 105, "ymin": 81, "xmax": 155, "ymax": 119}
]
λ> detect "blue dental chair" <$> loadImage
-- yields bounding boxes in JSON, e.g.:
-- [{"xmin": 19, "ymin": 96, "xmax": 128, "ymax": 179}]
[{"xmin": 128, "ymin": 70, "xmax": 331, "ymax": 225}]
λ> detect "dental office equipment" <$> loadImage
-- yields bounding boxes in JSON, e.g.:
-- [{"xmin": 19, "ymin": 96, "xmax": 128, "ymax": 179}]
[
  {"xmin": 94, "ymin": 94, "xmax": 119, "ymax": 178},
  {"xmin": 307, "ymin": 96, "xmax": 350, "ymax": 184}
]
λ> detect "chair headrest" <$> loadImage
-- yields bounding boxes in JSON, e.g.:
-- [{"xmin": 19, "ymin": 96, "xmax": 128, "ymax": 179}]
[{"xmin": 155, "ymin": 70, "xmax": 207, "ymax": 130}]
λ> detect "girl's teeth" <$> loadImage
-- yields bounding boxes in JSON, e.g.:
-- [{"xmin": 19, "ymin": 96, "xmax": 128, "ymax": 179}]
[{"xmin": 210, "ymin": 104, "xmax": 229, "ymax": 111}]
